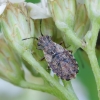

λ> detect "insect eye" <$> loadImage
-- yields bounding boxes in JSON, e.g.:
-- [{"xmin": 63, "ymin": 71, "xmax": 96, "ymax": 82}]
[{"xmin": 46, "ymin": 36, "xmax": 51, "ymax": 41}]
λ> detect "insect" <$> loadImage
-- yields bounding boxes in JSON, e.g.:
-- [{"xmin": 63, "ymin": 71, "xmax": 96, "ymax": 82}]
[
  {"xmin": 37, "ymin": 35, "xmax": 79, "ymax": 80},
  {"xmin": 23, "ymin": 20, "xmax": 79, "ymax": 81}
]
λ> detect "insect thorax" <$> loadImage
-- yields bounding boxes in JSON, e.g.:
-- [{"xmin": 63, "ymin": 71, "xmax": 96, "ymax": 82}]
[{"xmin": 37, "ymin": 35, "xmax": 56, "ymax": 54}]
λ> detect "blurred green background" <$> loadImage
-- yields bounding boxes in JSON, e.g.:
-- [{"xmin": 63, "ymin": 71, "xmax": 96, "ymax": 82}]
[
  {"xmin": 26, "ymin": 0, "xmax": 40, "ymax": 3},
  {"xmin": 0, "ymin": 0, "xmax": 98, "ymax": 100}
]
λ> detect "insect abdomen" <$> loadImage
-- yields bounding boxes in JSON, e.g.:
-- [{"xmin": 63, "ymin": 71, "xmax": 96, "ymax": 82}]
[{"xmin": 48, "ymin": 51, "xmax": 79, "ymax": 81}]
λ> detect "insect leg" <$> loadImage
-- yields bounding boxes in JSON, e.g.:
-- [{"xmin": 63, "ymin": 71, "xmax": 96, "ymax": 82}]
[
  {"xmin": 47, "ymin": 66, "xmax": 50, "ymax": 70},
  {"xmin": 40, "ymin": 19, "xmax": 44, "ymax": 36},
  {"xmin": 59, "ymin": 41, "xmax": 64, "ymax": 45},
  {"xmin": 22, "ymin": 37, "xmax": 38, "ymax": 41},
  {"xmin": 40, "ymin": 57, "xmax": 45, "ymax": 61},
  {"xmin": 68, "ymin": 50, "xmax": 72, "ymax": 53},
  {"xmin": 59, "ymin": 41, "xmax": 66, "ymax": 48}
]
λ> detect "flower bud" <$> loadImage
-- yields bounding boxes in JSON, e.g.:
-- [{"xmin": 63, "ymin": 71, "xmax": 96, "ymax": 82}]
[
  {"xmin": 0, "ymin": 34, "xmax": 24, "ymax": 85},
  {"xmin": 48, "ymin": 0, "xmax": 76, "ymax": 31},
  {"xmin": 85, "ymin": 0, "xmax": 100, "ymax": 23},
  {"xmin": 34, "ymin": 18, "xmax": 56, "ymax": 38},
  {"xmin": 74, "ymin": 4, "xmax": 90, "ymax": 39},
  {"xmin": 1, "ymin": 3, "xmax": 34, "ymax": 54}
]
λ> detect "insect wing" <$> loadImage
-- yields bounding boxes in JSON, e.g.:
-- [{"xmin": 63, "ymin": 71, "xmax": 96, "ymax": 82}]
[{"xmin": 48, "ymin": 50, "xmax": 79, "ymax": 80}]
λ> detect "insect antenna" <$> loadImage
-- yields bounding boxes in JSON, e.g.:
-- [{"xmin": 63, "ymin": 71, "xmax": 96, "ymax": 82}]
[
  {"xmin": 40, "ymin": 19, "xmax": 43, "ymax": 36},
  {"xmin": 22, "ymin": 37, "xmax": 38, "ymax": 41}
]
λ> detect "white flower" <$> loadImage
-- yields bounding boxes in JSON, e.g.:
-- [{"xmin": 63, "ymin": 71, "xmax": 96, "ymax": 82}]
[
  {"xmin": 0, "ymin": 0, "xmax": 25, "ymax": 15},
  {"xmin": 27, "ymin": 0, "xmax": 51, "ymax": 19},
  {"xmin": 85, "ymin": 0, "xmax": 100, "ymax": 19},
  {"xmin": 0, "ymin": 2, "xmax": 6, "ymax": 15},
  {"xmin": 0, "ymin": 0, "xmax": 51, "ymax": 19}
]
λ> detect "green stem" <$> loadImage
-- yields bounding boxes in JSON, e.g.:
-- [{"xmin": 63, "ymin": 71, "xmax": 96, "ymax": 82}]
[
  {"xmin": 63, "ymin": 20, "xmax": 100, "ymax": 99},
  {"xmin": 87, "ymin": 50, "xmax": 100, "ymax": 99},
  {"xmin": 19, "ymin": 80, "xmax": 69, "ymax": 100},
  {"xmin": 19, "ymin": 80, "xmax": 52, "ymax": 93},
  {"xmin": 88, "ymin": 21, "xmax": 100, "ymax": 48},
  {"xmin": 84, "ymin": 21, "xmax": 100, "ymax": 99},
  {"xmin": 22, "ymin": 50, "xmax": 78, "ymax": 100},
  {"xmin": 65, "ymin": 28, "xmax": 85, "ymax": 48}
]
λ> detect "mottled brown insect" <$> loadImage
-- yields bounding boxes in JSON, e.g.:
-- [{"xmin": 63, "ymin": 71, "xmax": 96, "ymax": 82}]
[{"xmin": 37, "ymin": 35, "xmax": 79, "ymax": 81}]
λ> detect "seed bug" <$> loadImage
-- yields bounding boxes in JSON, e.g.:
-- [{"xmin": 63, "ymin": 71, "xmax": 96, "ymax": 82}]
[{"xmin": 23, "ymin": 20, "xmax": 79, "ymax": 81}]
